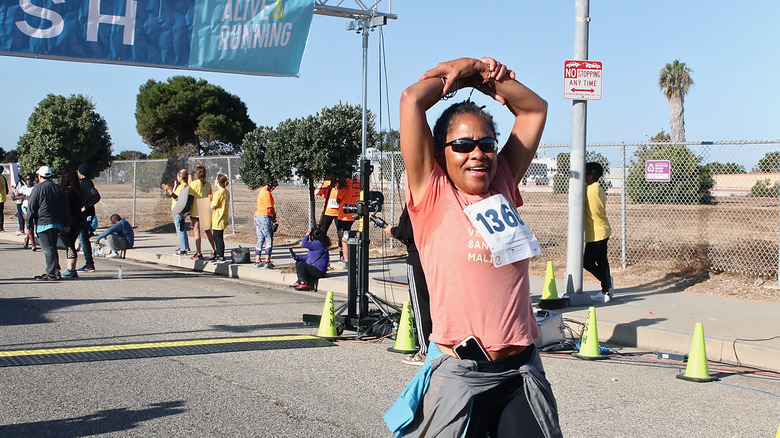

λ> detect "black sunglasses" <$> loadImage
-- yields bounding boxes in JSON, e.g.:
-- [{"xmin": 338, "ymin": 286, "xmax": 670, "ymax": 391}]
[{"xmin": 444, "ymin": 137, "xmax": 499, "ymax": 154}]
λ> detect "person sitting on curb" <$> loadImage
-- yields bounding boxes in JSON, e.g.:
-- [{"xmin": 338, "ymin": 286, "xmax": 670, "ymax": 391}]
[
  {"xmin": 96, "ymin": 214, "xmax": 134, "ymax": 258},
  {"xmin": 289, "ymin": 228, "xmax": 330, "ymax": 291}
]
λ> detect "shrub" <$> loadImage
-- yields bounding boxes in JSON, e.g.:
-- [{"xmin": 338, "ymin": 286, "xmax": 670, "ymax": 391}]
[
  {"xmin": 750, "ymin": 179, "xmax": 780, "ymax": 198},
  {"xmin": 626, "ymin": 144, "xmax": 713, "ymax": 204}
]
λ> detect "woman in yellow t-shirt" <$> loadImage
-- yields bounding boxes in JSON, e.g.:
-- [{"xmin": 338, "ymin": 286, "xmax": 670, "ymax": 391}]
[
  {"xmin": 584, "ymin": 161, "xmax": 614, "ymax": 302},
  {"xmin": 161, "ymin": 168, "xmax": 191, "ymax": 256},
  {"xmin": 210, "ymin": 174, "xmax": 230, "ymax": 262},
  {"xmin": 188, "ymin": 165, "xmax": 216, "ymax": 260}
]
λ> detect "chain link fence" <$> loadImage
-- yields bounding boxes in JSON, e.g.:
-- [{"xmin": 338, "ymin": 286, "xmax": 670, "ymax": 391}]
[{"xmin": 7, "ymin": 139, "xmax": 776, "ymax": 280}]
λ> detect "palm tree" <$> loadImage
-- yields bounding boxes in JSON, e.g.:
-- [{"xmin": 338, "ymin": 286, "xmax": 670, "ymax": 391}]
[{"xmin": 658, "ymin": 60, "xmax": 694, "ymax": 143}]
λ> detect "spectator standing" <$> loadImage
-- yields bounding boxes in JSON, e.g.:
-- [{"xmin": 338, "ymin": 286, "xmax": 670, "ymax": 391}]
[
  {"xmin": 27, "ymin": 166, "xmax": 70, "ymax": 281},
  {"xmin": 188, "ymin": 165, "xmax": 215, "ymax": 260},
  {"xmin": 76, "ymin": 163, "xmax": 101, "ymax": 272},
  {"xmin": 16, "ymin": 173, "xmax": 38, "ymax": 250},
  {"xmin": 384, "ymin": 207, "xmax": 432, "ymax": 366},
  {"xmin": 289, "ymin": 228, "xmax": 330, "ymax": 291},
  {"xmin": 253, "ymin": 184, "xmax": 276, "ymax": 268},
  {"xmin": 209, "ymin": 174, "xmax": 230, "ymax": 262},
  {"xmin": 162, "ymin": 169, "xmax": 192, "ymax": 256},
  {"xmin": 59, "ymin": 170, "xmax": 84, "ymax": 279},
  {"xmin": 96, "ymin": 214, "xmax": 134, "ymax": 257},
  {"xmin": 335, "ymin": 178, "xmax": 360, "ymax": 263},
  {"xmin": 12, "ymin": 172, "xmax": 32, "ymax": 236},
  {"xmin": 316, "ymin": 178, "xmax": 358, "ymax": 263},
  {"xmin": 584, "ymin": 161, "xmax": 614, "ymax": 302},
  {"xmin": 0, "ymin": 167, "xmax": 7, "ymax": 232}
]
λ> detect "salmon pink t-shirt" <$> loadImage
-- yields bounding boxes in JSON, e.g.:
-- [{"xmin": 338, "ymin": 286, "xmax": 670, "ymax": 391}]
[{"xmin": 406, "ymin": 156, "xmax": 539, "ymax": 352}]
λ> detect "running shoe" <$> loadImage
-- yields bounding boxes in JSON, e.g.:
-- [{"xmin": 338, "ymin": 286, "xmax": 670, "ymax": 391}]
[{"xmin": 402, "ymin": 352, "xmax": 426, "ymax": 367}]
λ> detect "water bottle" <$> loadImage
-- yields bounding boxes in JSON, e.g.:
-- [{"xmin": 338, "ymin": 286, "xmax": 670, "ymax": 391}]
[{"xmin": 118, "ymin": 265, "xmax": 123, "ymax": 280}]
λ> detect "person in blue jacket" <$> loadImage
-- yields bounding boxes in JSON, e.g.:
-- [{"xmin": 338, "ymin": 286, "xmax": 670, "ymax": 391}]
[
  {"xmin": 289, "ymin": 228, "xmax": 330, "ymax": 291},
  {"xmin": 96, "ymin": 214, "xmax": 134, "ymax": 258}
]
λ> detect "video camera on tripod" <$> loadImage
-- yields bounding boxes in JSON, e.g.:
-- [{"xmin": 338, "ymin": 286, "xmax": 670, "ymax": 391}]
[{"xmin": 343, "ymin": 190, "xmax": 385, "ymax": 226}]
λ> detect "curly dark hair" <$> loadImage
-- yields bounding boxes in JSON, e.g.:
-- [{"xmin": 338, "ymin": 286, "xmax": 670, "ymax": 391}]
[
  {"xmin": 432, "ymin": 100, "xmax": 498, "ymax": 150},
  {"xmin": 59, "ymin": 169, "xmax": 80, "ymax": 189}
]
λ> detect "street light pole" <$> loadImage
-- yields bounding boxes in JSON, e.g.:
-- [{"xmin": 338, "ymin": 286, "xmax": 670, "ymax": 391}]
[{"xmin": 565, "ymin": 0, "xmax": 590, "ymax": 302}]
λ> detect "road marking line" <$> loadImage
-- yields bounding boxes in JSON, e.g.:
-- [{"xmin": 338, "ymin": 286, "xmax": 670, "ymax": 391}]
[{"xmin": 0, "ymin": 335, "xmax": 320, "ymax": 357}]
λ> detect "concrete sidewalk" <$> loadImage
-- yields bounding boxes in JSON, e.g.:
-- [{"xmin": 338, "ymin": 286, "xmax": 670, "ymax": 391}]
[{"xmin": 2, "ymin": 230, "xmax": 778, "ymax": 373}]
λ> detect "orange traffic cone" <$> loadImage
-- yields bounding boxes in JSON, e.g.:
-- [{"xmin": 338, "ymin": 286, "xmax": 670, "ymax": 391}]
[
  {"xmin": 388, "ymin": 301, "xmax": 417, "ymax": 354},
  {"xmin": 676, "ymin": 322, "xmax": 715, "ymax": 382},
  {"xmin": 539, "ymin": 261, "xmax": 569, "ymax": 309},
  {"xmin": 316, "ymin": 291, "xmax": 338, "ymax": 339},
  {"xmin": 572, "ymin": 306, "xmax": 607, "ymax": 360}
]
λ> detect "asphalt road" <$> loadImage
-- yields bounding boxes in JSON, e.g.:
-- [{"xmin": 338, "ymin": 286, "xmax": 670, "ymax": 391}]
[{"xmin": 1, "ymin": 241, "xmax": 778, "ymax": 437}]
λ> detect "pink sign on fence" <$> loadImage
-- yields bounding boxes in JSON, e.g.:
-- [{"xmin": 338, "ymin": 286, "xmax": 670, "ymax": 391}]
[{"xmin": 645, "ymin": 160, "xmax": 671, "ymax": 182}]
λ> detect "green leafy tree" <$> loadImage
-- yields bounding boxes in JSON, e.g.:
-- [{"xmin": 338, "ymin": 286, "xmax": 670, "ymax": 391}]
[
  {"xmin": 552, "ymin": 151, "xmax": 610, "ymax": 194},
  {"xmin": 754, "ymin": 151, "xmax": 780, "ymax": 173},
  {"xmin": 626, "ymin": 144, "xmax": 713, "ymax": 204},
  {"xmin": 0, "ymin": 147, "xmax": 5, "ymax": 162},
  {"xmin": 629, "ymin": 130, "xmax": 671, "ymax": 172},
  {"xmin": 375, "ymin": 129, "xmax": 401, "ymax": 186},
  {"xmin": 114, "ymin": 150, "xmax": 149, "ymax": 161},
  {"xmin": 658, "ymin": 60, "xmax": 694, "ymax": 143},
  {"xmin": 135, "ymin": 76, "xmax": 255, "ymax": 157},
  {"xmin": 240, "ymin": 103, "xmax": 373, "ymax": 226},
  {"xmin": 240, "ymin": 125, "xmax": 287, "ymax": 190},
  {"xmin": 377, "ymin": 129, "xmax": 400, "ymax": 151},
  {"xmin": 706, "ymin": 162, "xmax": 746, "ymax": 175},
  {"xmin": 4, "ymin": 148, "xmax": 19, "ymax": 162},
  {"xmin": 16, "ymin": 94, "xmax": 112, "ymax": 177},
  {"xmin": 649, "ymin": 130, "xmax": 671, "ymax": 143}
]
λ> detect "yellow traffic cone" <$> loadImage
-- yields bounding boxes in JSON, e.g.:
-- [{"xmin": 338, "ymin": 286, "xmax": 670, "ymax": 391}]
[
  {"xmin": 316, "ymin": 291, "xmax": 338, "ymax": 339},
  {"xmin": 388, "ymin": 301, "xmax": 417, "ymax": 354},
  {"xmin": 539, "ymin": 261, "xmax": 569, "ymax": 309},
  {"xmin": 572, "ymin": 306, "xmax": 607, "ymax": 360},
  {"xmin": 676, "ymin": 322, "xmax": 715, "ymax": 382},
  {"xmin": 542, "ymin": 261, "xmax": 558, "ymax": 300}
]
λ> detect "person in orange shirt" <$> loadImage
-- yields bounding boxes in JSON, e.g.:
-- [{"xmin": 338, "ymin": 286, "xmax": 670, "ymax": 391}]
[
  {"xmin": 336, "ymin": 178, "xmax": 360, "ymax": 262},
  {"xmin": 253, "ymin": 184, "xmax": 277, "ymax": 268},
  {"xmin": 316, "ymin": 178, "xmax": 358, "ymax": 263}
]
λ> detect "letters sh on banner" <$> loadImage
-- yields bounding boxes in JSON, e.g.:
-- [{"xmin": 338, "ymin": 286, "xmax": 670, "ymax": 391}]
[
  {"xmin": 0, "ymin": 0, "xmax": 315, "ymax": 77},
  {"xmin": 563, "ymin": 60, "xmax": 602, "ymax": 100}
]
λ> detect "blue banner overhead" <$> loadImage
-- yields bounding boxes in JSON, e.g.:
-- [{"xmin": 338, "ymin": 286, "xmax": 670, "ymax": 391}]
[{"xmin": 0, "ymin": 0, "xmax": 315, "ymax": 77}]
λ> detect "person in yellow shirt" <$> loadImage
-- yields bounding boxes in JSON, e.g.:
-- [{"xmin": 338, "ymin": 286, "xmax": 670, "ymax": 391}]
[
  {"xmin": 584, "ymin": 161, "xmax": 614, "ymax": 302},
  {"xmin": 254, "ymin": 184, "xmax": 277, "ymax": 268},
  {"xmin": 188, "ymin": 165, "xmax": 216, "ymax": 260},
  {"xmin": 162, "ymin": 168, "xmax": 191, "ymax": 256},
  {"xmin": 210, "ymin": 174, "xmax": 230, "ymax": 263}
]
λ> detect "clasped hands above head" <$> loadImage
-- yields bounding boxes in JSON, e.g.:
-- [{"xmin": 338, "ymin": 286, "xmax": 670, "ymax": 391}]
[{"xmin": 420, "ymin": 57, "xmax": 517, "ymax": 104}]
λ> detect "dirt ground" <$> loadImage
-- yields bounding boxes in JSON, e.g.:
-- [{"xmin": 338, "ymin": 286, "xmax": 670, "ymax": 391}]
[
  {"xmin": 550, "ymin": 262, "xmax": 780, "ymax": 303},
  {"xmin": 219, "ymin": 224, "xmax": 780, "ymax": 304},
  {"xmin": 7, "ymin": 203, "xmax": 776, "ymax": 304}
]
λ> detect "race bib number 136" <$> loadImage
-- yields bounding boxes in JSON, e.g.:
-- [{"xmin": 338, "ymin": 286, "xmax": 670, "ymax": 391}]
[{"xmin": 463, "ymin": 194, "xmax": 541, "ymax": 267}]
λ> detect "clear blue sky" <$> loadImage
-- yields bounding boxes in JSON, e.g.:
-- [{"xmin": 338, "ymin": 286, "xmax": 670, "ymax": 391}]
[{"xmin": 1, "ymin": 1, "xmax": 777, "ymax": 165}]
